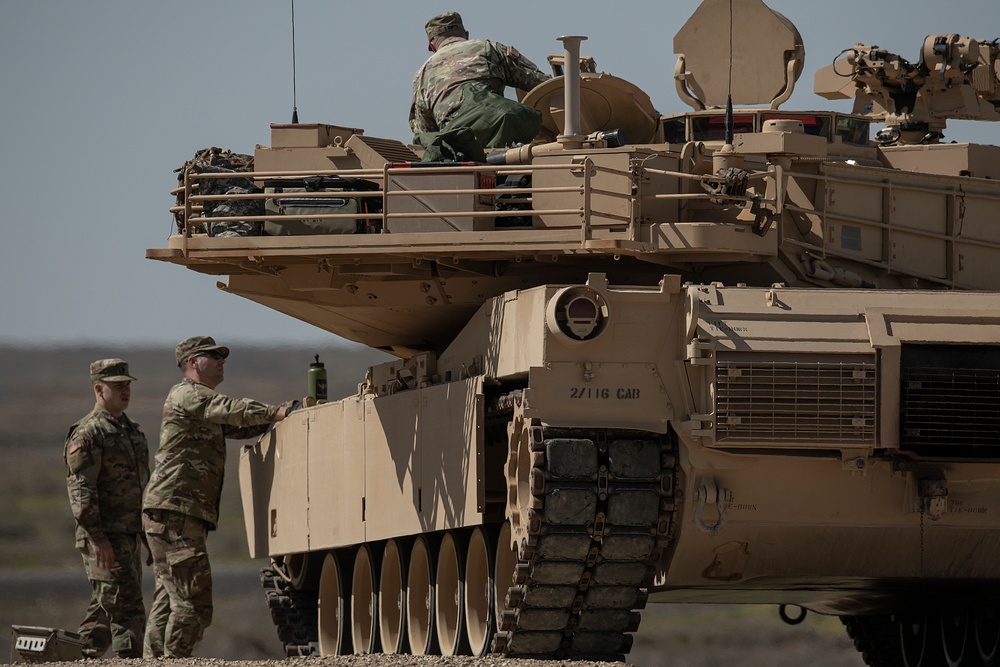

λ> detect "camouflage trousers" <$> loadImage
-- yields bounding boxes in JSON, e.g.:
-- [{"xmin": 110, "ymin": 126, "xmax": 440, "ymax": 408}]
[
  {"xmin": 142, "ymin": 571, "xmax": 171, "ymax": 657},
  {"xmin": 77, "ymin": 532, "xmax": 145, "ymax": 659},
  {"xmin": 142, "ymin": 508, "xmax": 213, "ymax": 658}
]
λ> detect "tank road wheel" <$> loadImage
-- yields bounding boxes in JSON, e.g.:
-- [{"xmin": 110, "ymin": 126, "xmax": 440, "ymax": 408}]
[
  {"xmin": 351, "ymin": 543, "xmax": 381, "ymax": 654},
  {"xmin": 317, "ymin": 552, "xmax": 351, "ymax": 656},
  {"xmin": 899, "ymin": 613, "xmax": 946, "ymax": 667},
  {"xmin": 976, "ymin": 608, "xmax": 1000, "ymax": 666},
  {"xmin": 379, "ymin": 538, "xmax": 408, "ymax": 654},
  {"xmin": 900, "ymin": 614, "xmax": 927, "ymax": 667},
  {"xmin": 406, "ymin": 535, "xmax": 438, "ymax": 655},
  {"xmin": 284, "ymin": 552, "xmax": 311, "ymax": 589},
  {"xmin": 494, "ymin": 522, "xmax": 517, "ymax": 633},
  {"xmin": 464, "ymin": 526, "xmax": 497, "ymax": 656},
  {"xmin": 436, "ymin": 530, "xmax": 470, "ymax": 656},
  {"xmin": 940, "ymin": 612, "xmax": 973, "ymax": 667}
]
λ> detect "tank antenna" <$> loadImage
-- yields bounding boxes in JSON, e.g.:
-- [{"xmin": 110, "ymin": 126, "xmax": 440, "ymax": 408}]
[
  {"xmin": 724, "ymin": 0, "xmax": 734, "ymax": 145},
  {"xmin": 290, "ymin": 0, "xmax": 299, "ymax": 124}
]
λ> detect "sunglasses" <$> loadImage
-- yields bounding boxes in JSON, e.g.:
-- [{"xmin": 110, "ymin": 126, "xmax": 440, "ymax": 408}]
[{"xmin": 194, "ymin": 350, "xmax": 225, "ymax": 361}]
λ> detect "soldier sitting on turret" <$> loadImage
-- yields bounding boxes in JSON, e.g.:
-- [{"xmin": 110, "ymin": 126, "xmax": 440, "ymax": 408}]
[{"xmin": 409, "ymin": 11, "xmax": 551, "ymax": 162}]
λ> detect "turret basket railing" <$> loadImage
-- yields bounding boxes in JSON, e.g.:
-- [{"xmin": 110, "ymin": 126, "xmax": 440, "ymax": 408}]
[{"xmin": 167, "ymin": 159, "xmax": 776, "ymax": 260}]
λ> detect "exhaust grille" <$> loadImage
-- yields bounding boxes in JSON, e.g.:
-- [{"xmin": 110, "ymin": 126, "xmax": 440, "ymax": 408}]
[
  {"xmin": 715, "ymin": 358, "xmax": 877, "ymax": 445},
  {"xmin": 900, "ymin": 345, "xmax": 1000, "ymax": 456}
]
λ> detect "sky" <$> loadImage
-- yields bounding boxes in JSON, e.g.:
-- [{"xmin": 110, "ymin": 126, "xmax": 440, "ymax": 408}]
[{"xmin": 2, "ymin": 0, "xmax": 998, "ymax": 348}]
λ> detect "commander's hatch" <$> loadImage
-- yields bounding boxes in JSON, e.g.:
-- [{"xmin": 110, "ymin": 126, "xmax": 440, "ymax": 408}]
[
  {"xmin": 673, "ymin": 0, "xmax": 805, "ymax": 110},
  {"xmin": 522, "ymin": 72, "xmax": 660, "ymax": 144}
]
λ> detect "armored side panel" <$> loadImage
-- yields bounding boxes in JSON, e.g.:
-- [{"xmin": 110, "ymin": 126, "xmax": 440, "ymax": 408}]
[
  {"xmin": 880, "ymin": 142, "xmax": 1000, "ymax": 179},
  {"xmin": 653, "ymin": 284, "xmax": 1000, "ymax": 611},
  {"xmin": 241, "ymin": 378, "xmax": 484, "ymax": 557}
]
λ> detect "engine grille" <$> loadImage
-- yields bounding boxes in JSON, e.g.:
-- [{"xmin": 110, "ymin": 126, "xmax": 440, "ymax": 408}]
[
  {"xmin": 899, "ymin": 345, "xmax": 1000, "ymax": 456},
  {"xmin": 715, "ymin": 358, "xmax": 877, "ymax": 446}
]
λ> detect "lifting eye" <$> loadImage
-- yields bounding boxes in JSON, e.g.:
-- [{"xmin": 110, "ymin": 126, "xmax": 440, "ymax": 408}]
[{"xmin": 546, "ymin": 286, "xmax": 610, "ymax": 343}]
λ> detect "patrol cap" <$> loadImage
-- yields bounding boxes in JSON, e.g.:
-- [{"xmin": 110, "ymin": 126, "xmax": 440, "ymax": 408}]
[
  {"xmin": 425, "ymin": 11, "xmax": 465, "ymax": 41},
  {"xmin": 175, "ymin": 335, "xmax": 230, "ymax": 366},
  {"xmin": 90, "ymin": 358, "xmax": 137, "ymax": 383}
]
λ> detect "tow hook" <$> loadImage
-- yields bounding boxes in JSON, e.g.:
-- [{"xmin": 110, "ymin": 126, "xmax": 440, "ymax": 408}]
[
  {"xmin": 693, "ymin": 476, "xmax": 732, "ymax": 536},
  {"xmin": 779, "ymin": 604, "xmax": 807, "ymax": 625},
  {"xmin": 919, "ymin": 476, "xmax": 948, "ymax": 521}
]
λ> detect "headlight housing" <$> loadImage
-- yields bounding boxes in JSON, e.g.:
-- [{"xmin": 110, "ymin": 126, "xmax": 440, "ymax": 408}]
[{"xmin": 545, "ymin": 285, "xmax": 610, "ymax": 343}]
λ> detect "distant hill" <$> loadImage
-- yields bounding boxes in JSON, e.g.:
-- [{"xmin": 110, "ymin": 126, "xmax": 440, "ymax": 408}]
[{"xmin": 0, "ymin": 343, "xmax": 391, "ymax": 449}]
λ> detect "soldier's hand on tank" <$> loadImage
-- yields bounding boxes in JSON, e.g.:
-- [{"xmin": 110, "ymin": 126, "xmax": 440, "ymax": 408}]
[{"xmin": 276, "ymin": 399, "xmax": 302, "ymax": 421}]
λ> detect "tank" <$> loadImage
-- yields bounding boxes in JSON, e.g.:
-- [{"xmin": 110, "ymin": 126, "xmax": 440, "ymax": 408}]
[{"xmin": 148, "ymin": 0, "xmax": 1000, "ymax": 664}]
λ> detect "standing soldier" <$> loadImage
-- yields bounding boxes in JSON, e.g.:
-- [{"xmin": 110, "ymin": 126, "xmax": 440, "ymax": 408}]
[
  {"xmin": 142, "ymin": 336, "xmax": 296, "ymax": 657},
  {"xmin": 65, "ymin": 358, "xmax": 149, "ymax": 659},
  {"xmin": 409, "ymin": 11, "xmax": 551, "ymax": 161}
]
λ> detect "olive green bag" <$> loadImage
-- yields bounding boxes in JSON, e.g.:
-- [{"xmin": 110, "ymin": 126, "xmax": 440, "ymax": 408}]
[{"xmin": 264, "ymin": 177, "xmax": 360, "ymax": 235}]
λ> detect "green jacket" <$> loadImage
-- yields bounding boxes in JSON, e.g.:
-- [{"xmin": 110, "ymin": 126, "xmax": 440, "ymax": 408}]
[
  {"xmin": 66, "ymin": 405, "xmax": 149, "ymax": 547},
  {"xmin": 143, "ymin": 378, "xmax": 278, "ymax": 529}
]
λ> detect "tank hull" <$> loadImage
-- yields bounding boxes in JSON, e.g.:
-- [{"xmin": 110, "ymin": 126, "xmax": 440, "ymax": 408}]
[{"xmin": 240, "ymin": 277, "xmax": 1000, "ymax": 657}]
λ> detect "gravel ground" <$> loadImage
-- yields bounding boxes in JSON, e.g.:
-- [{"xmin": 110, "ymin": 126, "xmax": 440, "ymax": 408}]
[
  {"xmin": 3, "ymin": 567, "xmax": 865, "ymax": 667},
  {"xmin": 76, "ymin": 659, "xmax": 647, "ymax": 667}
]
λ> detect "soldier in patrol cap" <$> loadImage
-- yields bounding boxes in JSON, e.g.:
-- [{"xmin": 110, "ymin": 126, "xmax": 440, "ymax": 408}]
[
  {"xmin": 65, "ymin": 358, "xmax": 150, "ymax": 659},
  {"xmin": 409, "ymin": 11, "xmax": 551, "ymax": 161},
  {"xmin": 142, "ymin": 336, "xmax": 298, "ymax": 657}
]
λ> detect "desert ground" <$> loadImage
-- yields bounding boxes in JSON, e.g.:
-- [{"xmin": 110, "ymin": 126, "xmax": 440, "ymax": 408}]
[{"xmin": 0, "ymin": 345, "xmax": 864, "ymax": 666}]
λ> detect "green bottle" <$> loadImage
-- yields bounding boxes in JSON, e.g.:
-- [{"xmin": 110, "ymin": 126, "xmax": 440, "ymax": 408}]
[{"xmin": 308, "ymin": 354, "xmax": 328, "ymax": 402}]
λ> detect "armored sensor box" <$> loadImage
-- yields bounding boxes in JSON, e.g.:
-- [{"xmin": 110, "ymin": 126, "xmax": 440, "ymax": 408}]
[{"xmin": 10, "ymin": 626, "xmax": 85, "ymax": 663}]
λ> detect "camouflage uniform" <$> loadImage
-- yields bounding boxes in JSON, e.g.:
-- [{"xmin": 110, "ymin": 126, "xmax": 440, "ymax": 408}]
[
  {"xmin": 410, "ymin": 13, "xmax": 550, "ymax": 160},
  {"xmin": 143, "ymin": 336, "xmax": 281, "ymax": 658},
  {"xmin": 143, "ymin": 577, "xmax": 171, "ymax": 658},
  {"xmin": 174, "ymin": 147, "xmax": 263, "ymax": 238},
  {"xmin": 65, "ymin": 360, "xmax": 149, "ymax": 659}
]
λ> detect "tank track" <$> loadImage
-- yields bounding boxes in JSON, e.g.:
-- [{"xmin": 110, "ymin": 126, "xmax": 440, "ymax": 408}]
[
  {"xmin": 260, "ymin": 566, "xmax": 319, "ymax": 657},
  {"xmin": 493, "ymin": 417, "xmax": 677, "ymax": 660}
]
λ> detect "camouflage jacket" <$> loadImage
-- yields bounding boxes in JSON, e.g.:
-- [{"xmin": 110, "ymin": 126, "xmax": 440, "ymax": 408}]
[
  {"xmin": 143, "ymin": 378, "xmax": 278, "ymax": 529},
  {"xmin": 65, "ymin": 405, "xmax": 149, "ymax": 547},
  {"xmin": 409, "ymin": 37, "xmax": 550, "ymax": 135}
]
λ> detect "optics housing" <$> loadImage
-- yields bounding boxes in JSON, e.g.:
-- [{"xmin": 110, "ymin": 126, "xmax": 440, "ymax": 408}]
[{"xmin": 545, "ymin": 285, "xmax": 610, "ymax": 343}]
